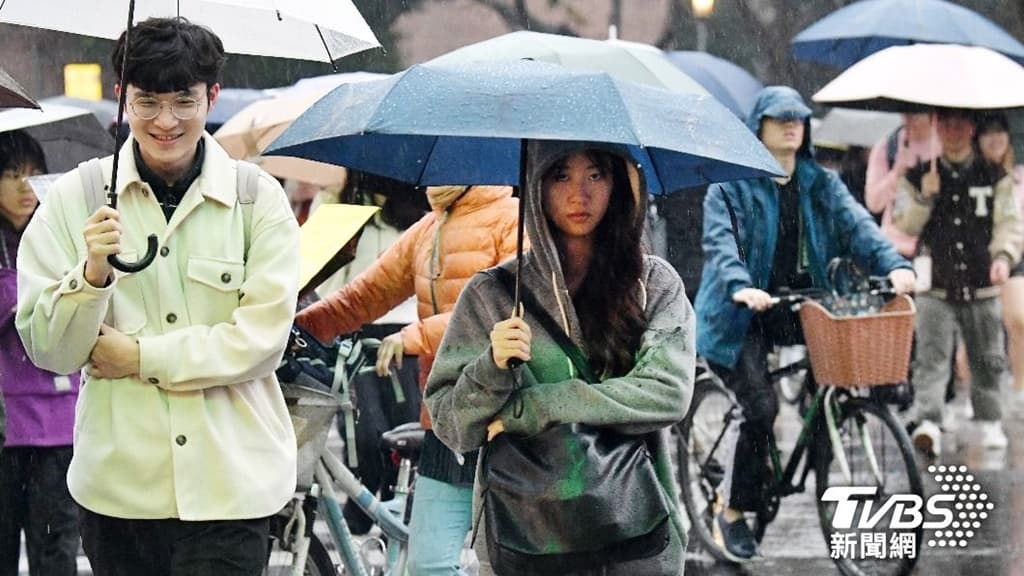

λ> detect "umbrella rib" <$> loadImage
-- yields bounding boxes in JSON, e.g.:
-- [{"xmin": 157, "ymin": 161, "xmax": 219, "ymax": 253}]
[{"xmin": 413, "ymin": 135, "xmax": 441, "ymax": 185}]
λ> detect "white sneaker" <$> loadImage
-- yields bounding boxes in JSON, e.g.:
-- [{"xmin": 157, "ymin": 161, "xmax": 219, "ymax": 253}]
[
  {"xmin": 1011, "ymin": 390, "xmax": 1024, "ymax": 419},
  {"xmin": 977, "ymin": 420, "xmax": 1008, "ymax": 450},
  {"xmin": 912, "ymin": 420, "xmax": 942, "ymax": 458}
]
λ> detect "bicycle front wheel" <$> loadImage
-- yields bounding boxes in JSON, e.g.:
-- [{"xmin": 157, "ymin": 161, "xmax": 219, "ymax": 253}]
[
  {"xmin": 815, "ymin": 396, "xmax": 922, "ymax": 576},
  {"xmin": 676, "ymin": 378, "xmax": 738, "ymax": 562}
]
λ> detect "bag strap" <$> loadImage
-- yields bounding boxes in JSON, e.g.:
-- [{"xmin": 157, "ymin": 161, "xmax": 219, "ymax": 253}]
[
  {"xmin": 78, "ymin": 159, "xmax": 261, "ymax": 261},
  {"xmin": 488, "ymin": 267, "xmax": 599, "ymax": 384},
  {"xmin": 78, "ymin": 158, "xmax": 107, "ymax": 216},
  {"xmin": 236, "ymin": 160, "xmax": 260, "ymax": 260}
]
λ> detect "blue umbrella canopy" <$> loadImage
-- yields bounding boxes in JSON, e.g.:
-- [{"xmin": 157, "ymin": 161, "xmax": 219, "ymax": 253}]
[
  {"xmin": 265, "ymin": 59, "xmax": 782, "ymax": 195},
  {"xmin": 664, "ymin": 51, "xmax": 763, "ymax": 118},
  {"xmin": 792, "ymin": 0, "xmax": 1024, "ymax": 69}
]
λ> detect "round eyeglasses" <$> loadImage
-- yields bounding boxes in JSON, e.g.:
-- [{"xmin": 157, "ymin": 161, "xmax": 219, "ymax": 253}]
[{"xmin": 130, "ymin": 97, "xmax": 202, "ymax": 121}]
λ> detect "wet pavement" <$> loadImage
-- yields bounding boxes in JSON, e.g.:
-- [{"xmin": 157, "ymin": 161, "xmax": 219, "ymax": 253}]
[
  {"xmin": 684, "ymin": 388, "xmax": 1024, "ymax": 576},
  {"xmin": 18, "ymin": 385, "xmax": 1024, "ymax": 576}
]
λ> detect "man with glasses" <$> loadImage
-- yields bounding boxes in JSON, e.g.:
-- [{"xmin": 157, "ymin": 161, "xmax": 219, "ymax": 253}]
[{"xmin": 15, "ymin": 17, "xmax": 299, "ymax": 576}]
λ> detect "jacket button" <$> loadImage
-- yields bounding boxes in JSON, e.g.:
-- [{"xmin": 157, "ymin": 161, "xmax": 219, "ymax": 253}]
[
  {"xmin": 69, "ymin": 279, "xmax": 78, "ymax": 290},
  {"xmin": 160, "ymin": 246, "xmax": 170, "ymax": 257},
  {"xmin": 166, "ymin": 313, "xmax": 177, "ymax": 324},
  {"xmin": 148, "ymin": 377, "xmax": 159, "ymax": 384},
  {"xmin": 954, "ymin": 218, "xmax": 962, "ymax": 225},
  {"xmin": 952, "ymin": 194, "xmax": 960, "ymax": 202},
  {"xmin": 175, "ymin": 435, "xmax": 187, "ymax": 446},
  {"xmin": 221, "ymin": 272, "xmax": 232, "ymax": 284}
]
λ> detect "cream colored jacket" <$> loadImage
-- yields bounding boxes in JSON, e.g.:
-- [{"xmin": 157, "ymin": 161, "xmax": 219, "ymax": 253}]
[{"xmin": 15, "ymin": 134, "xmax": 299, "ymax": 520}]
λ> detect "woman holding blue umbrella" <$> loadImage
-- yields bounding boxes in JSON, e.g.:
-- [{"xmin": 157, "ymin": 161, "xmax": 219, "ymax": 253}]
[{"xmin": 425, "ymin": 140, "xmax": 693, "ymax": 575}]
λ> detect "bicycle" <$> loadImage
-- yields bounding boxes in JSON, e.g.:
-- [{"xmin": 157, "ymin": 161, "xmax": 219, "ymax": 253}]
[
  {"xmin": 677, "ymin": 282, "xmax": 924, "ymax": 576},
  {"xmin": 267, "ymin": 330, "xmax": 424, "ymax": 576}
]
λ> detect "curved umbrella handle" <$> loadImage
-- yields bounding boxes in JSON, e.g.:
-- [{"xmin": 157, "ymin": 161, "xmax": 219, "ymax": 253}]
[{"xmin": 107, "ymin": 235, "xmax": 158, "ymax": 273}]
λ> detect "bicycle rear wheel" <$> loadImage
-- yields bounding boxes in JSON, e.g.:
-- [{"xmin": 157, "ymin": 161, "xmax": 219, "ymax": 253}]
[
  {"xmin": 815, "ymin": 396, "xmax": 922, "ymax": 576},
  {"xmin": 265, "ymin": 515, "xmax": 335, "ymax": 576},
  {"xmin": 676, "ymin": 378, "xmax": 739, "ymax": 562}
]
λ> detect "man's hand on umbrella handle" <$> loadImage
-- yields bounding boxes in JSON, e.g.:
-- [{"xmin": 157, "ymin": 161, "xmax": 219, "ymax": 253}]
[
  {"xmin": 375, "ymin": 332, "xmax": 403, "ymax": 377},
  {"xmin": 921, "ymin": 170, "xmax": 940, "ymax": 199},
  {"xmin": 83, "ymin": 206, "xmax": 121, "ymax": 287},
  {"xmin": 491, "ymin": 315, "xmax": 531, "ymax": 370}
]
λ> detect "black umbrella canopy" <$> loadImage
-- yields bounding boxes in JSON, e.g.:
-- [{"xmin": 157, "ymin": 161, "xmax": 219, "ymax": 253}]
[
  {"xmin": 0, "ymin": 66, "xmax": 39, "ymax": 110},
  {"xmin": 0, "ymin": 104, "xmax": 115, "ymax": 171}
]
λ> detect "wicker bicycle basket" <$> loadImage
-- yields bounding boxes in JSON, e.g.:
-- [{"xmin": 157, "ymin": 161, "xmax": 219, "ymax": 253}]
[
  {"xmin": 280, "ymin": 383, "xmax": 340, "ymax": 488},
  {"xmin": 798, "ymin": 294, "xmax": 916, "ymax": 388}
]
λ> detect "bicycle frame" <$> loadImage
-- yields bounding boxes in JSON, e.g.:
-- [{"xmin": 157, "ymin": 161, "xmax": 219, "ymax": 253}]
[
  {"xmin": 278, "ymin": 447, "xmax": 411, "ymax": 576},
  {"xmin": 707, "ymin": 358, "xmax": 848, "ymax": 529}
]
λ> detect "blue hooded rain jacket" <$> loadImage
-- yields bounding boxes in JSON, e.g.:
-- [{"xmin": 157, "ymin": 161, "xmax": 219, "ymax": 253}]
[{"xmin": 694, "ymin": 86, "xmax": 910, "ymax": 369}]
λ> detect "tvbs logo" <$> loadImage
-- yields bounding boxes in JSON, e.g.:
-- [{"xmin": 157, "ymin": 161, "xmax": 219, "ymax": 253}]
[{"xmin": 822, "ymin": 465, "xmax": 993, "ymax": 549}]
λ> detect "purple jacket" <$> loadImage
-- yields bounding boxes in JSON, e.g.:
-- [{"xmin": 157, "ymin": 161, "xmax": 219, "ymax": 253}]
[{"xmin": 1, "ymin": 221, "xmax": 79, "ymax": 446}]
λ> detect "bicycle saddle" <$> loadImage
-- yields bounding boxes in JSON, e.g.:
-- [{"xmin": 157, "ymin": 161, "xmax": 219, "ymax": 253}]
[{"xmin": 381, "ymin": 422, "xmax": 425, "ymax": 459}]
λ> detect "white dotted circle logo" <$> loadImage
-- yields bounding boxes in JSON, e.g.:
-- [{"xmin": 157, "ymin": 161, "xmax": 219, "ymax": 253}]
[{"xmin": 926, "ymin": 465, "xmax": 993, "ymax": 548}]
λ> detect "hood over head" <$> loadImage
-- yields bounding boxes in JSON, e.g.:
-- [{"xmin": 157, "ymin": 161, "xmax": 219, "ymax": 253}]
[
  {"xmin": 747, "ymin": 85, "xmax": 815, "ymax": 159},
  {"xmin": 522, "ymin": 139, "xmax": 647, "ymax": 300}
]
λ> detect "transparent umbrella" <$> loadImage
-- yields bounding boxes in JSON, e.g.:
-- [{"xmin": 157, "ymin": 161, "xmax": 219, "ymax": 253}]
[
  {"xmin": 0, "ymin": 67, "xmax": 39, "ymax": 110},
  {"xmin": 0, "ymin": 0, "xmax": 380, "ymax": 272},
  {"xmin": 429, "ymin": 30, "xmax": 710, "ymax": 96}
]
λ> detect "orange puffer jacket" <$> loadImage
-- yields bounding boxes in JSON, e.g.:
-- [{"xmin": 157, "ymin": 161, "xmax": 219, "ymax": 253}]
[{"xmin": 296, "ymin": 185, "xmax": 520, "ymax": 428}]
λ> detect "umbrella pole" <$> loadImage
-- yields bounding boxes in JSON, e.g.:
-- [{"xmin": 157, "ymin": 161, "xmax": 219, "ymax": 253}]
[
  {"xmin": 504, "ymin": 139, "xmax": 528, "ymax": 374},
  {"xmin": 513, "ymin": 139, "xmax": 527, "ymax": 315},
  {"xmin": 105, "ymin": 0, "xmax": 159, "ymax": 274},
  {"xmin": 108, "ymin": 0, "xmax": 134, "ymax": 208}
]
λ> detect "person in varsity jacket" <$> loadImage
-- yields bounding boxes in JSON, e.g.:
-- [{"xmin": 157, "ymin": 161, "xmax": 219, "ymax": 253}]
[{"xmin": 893, "ymin": 108, "xmax": 1024, "ymax": 457}]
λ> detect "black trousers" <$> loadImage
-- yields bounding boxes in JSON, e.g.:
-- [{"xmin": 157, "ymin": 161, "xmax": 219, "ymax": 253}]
[
  {"xmin": 710, "ymin": 308, "xmax": 802, "ymax": 512},
  {"xmin": 340, "ymin": 356, "xmax": 421, "ymax": 534},
  {"xmin": 0, "ymin": 446, "xmax": 79, "ymax": 576},
  {"xmin": 78, "ymin": 508, "xmax": 269, "ymax": 576}
]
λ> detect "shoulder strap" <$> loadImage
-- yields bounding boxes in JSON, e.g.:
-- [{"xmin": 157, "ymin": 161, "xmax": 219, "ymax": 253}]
[
  {"xmin": 886, "ymin": 126, "xmax": 901, "ymax": 169},
  {"xmin": 720, "ymin": 189, "xmax": 746, "ymax": 263},
  {"xmin": 236, "ymin": 160, "xmax": 260, "ymax": 259},
  {"xmin": 487, "ymin": 267, "xmax": 599, "ymax": 384},
  {"xmin": 78, "ymin": 158, "xmax": 107, "ymax": 215}
]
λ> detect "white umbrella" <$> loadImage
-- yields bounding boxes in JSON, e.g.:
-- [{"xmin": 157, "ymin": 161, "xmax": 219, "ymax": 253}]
[
  {"xmin": 0, "ymin": 0, "xmax": 380, "ymax": 63},
  {"xmin": 813, "ymin": 43, "xmax": 1024, "ymax": 111},
  {"xmin": 0, "ymin": 0, "xmax": 379, "ymax": 272},
  {"xmin": 429, "ymin": 31, "xmax": 710, "ymax": 96}
]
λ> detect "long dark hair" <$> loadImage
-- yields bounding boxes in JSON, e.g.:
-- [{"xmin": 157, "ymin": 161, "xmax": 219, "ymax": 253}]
[{"xmin": 546, "ymin": 149, "xmax": 647, "ymax": 377}]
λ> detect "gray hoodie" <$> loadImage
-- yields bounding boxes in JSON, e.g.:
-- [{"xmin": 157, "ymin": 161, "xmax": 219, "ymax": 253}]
[{"xmin": 425, "ymin": 140, "xmax": 694, "ymax": 575}]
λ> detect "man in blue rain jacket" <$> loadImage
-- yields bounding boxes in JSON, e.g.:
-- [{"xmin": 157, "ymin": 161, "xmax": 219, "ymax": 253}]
[{"xmin": 694, "ymin": 86, "xmax": 914, "ymax": 561}]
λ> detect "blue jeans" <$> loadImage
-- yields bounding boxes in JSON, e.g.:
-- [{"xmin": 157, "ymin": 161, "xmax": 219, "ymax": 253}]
[{"xmin": 408, "ymin": 475, "xmax": 473, "ymax": 576}]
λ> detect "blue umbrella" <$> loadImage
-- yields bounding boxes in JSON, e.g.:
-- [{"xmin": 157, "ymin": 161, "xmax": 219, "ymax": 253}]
[
  {"xmin": 664, "ymin": 51, "xmax": 763, "ymax": 118},
  {"xmin": 264, "ymin": 59, "xmax": 782, "ymax": 195},
  {"xmin": 792, "ymin": 0, "xmax": 1024, "ymax": 69}
]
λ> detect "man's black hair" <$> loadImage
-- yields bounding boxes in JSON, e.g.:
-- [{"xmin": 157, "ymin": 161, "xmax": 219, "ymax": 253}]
[
  {"xmin": 0, "ymin": 130, "xmax": 48, "ymax": 174},
  {"xmin": 111, "ymin": 17, "xmax": 226, "ymax": 94}
]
